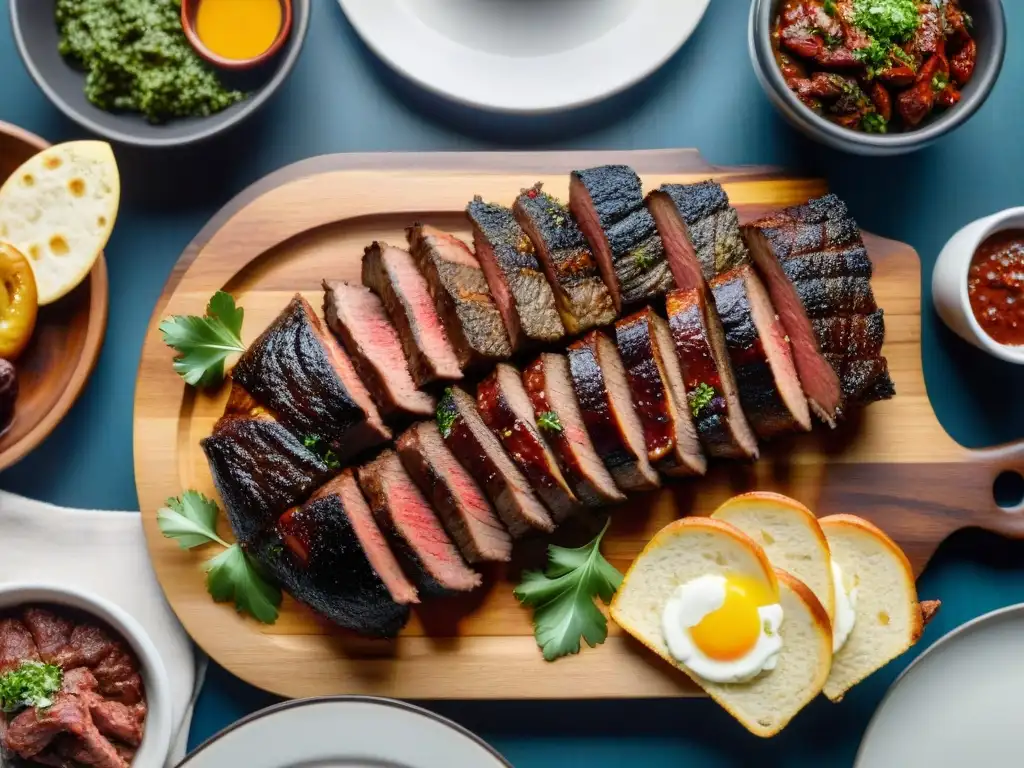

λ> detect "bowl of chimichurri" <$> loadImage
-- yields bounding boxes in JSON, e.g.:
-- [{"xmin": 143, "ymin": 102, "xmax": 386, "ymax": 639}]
[{"xmin": 9, "ymin": 0, "xmax": 310, "ymax": 148}]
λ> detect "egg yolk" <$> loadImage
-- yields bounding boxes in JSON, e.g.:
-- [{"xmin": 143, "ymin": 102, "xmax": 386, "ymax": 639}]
[{"xmin": 689, "ymin": 575, "xmax": 777, "ymax": 661}]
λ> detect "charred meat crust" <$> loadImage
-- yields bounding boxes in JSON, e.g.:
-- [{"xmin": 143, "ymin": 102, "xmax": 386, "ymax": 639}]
[{"xmin": 812, "ymin": 310, "xmax": 886, "ymax": 358}]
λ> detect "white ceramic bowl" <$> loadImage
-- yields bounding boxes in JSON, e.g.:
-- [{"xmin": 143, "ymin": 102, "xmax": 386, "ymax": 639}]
[
  {"xmin": 933, "ymin": 207, "xmax": 1024, "ymax": 364},
  {"xmin": 0, "ymin": 584, "xmax": 172, "ymax": 767}
]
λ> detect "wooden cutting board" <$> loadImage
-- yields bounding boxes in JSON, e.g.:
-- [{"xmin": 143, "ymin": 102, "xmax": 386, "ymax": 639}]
[{"xmin": 134, "ymin": 150, "xmax": 1024, "ymax": 700}]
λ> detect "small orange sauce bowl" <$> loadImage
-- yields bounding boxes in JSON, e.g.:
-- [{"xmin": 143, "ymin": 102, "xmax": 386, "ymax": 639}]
[{"xmin": 181, "ymin": 0, "xmax": 294, "ymax": 72}]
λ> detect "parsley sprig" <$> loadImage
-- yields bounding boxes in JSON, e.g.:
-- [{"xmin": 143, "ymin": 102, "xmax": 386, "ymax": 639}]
[{"xmin": 160, "ymin": 291, "xmax": 245, "ymax": 388}]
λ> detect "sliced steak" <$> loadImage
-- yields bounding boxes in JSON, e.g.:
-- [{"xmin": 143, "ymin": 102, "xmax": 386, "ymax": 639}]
[
  {"xmin": 358, "ymin": 451, "xmax": 482, "ymax": 596},
  {"xmin": 0, "ymin": 618, "xmax": 39, "ymax": 673},
  {"xmin": 232, "ymin": 294, "xmax": 391, "ymax": 457},
  {"xmin": 466, "ymin": 197, "xmax": 565, "ymax": 349},
  {"xmin": 522, "ymin": 353, "xmax": 625, "ymax": 507},
  {"xmin": 22, "ymin": 609, "xmax": 74, "ymax": 664},
  {"xmin": 53, "ymin": 625, "xmax": 115, "ymax": 670},
  {"xmin": 567, "ymin": 331, "xmax": 661, "ymax": 492},
  {"xmin": 665, "ymin": 289, "xmax": 759, "ymax": 459},
  {"xmin": 406, "ymin": 224, "xmax": 512, "ymax": 369},
  {"xmin": 4, "ymin": 694, "xmax": 90, "ymax": 760},
  {"xmin": 398, "ymin": 421, "xmax": 512, "ymax": 564},
  {"xmin": 91, "ymin": 646, "xmax": 144, "ymax": 705},
  {"xmin": 323, "ymin": 280, "xmax": 435, "ymax": 420},
  {"xmin": 88, "ymin": 699, "xmax": 143, "ymax": 747},
  {"xmin": 61, "ymin": 667, "xmax": 98, "ymax": 696},
  {"xmin": 615, "ymin": 308, "xmax": 706, "ymax": 478},
  {"xmin": 513, "ymin": 184, "xmax": 617, "ymax": 334},
  {"xmin": 436, "ymin": 387, "xmax": 554, "ymax": 536},
  {"xmin": 362, "ymin": 242, "xmax": 463, "ymax": 387},
  {"xmin": 569, "ymin": 165, "xmax": 674, "ymax": 312},
  {"xmin": 477, "ymin": 364, "xmax": 579, "ymax": 522},
  {"xmin": 710, "ymin": 265, "xmax": 811, "ymax": 440},
  {"xmin": 812, "ymin": 310, "xmax": 886, "ymax": 359},
  {"xmin": 647, "ymin": 181, "xmax": 749, "ymax": 290}
]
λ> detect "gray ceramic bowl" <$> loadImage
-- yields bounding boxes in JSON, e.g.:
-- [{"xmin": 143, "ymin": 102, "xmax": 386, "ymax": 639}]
[
  {"xmin": 748, "ymin": 0, "xmax": 1006, "ymax": 156},
  {"xmin": 10, "ymin": 0, "xmax": 309, "ymax": 148}
]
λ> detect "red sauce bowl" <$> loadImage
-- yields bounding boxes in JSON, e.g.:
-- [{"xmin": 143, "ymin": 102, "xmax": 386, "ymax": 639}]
[{"xmin": 181, "ymin": 0, "xmax": 294, "ymax": 72}]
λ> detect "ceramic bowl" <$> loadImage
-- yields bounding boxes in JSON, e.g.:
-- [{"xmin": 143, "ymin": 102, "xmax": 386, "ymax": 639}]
[
  {"xmin": 748, "ymin": 0, "xmax": 1007, "ymax": 156},
  {"xmin": 933, "ymin": 207, "xmax": 1024, "ymax": 364},
  {"xmin": 0, "ymin": 584, "xmax": 172, "ymax": 767},
  {"xmin": 181, "ymin": 0, "xmax": 295, "ymax": 72}
]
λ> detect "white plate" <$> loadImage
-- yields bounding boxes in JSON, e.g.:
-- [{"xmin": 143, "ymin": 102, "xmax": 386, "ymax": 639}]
[
  {"xmin": 179, "ymin": 697, "xmax": 510, "ymax": 768},
  {"xmin": 856, "ymin": 604, "xmax": 1024, "ymax": 768},
  {"xmin": 338, "ymin": 0, "xmax": 711, "ymax": 113}
]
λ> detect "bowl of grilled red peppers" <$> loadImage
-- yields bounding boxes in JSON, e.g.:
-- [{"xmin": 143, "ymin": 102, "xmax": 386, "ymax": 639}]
[{"xmin": 749, "ymin": 0, "xmax": 1005, "ymax": 155}]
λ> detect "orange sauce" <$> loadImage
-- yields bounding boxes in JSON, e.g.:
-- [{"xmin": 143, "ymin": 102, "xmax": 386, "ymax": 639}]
[{"xmin": 195, "ymin": 0, "xmax": 282, "ymax": 61}]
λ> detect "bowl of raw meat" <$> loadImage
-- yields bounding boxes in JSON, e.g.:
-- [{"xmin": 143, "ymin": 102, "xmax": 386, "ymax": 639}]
[
  {"xmin": 748, "ymin": 0, "xmax": 1006, "ymax": 155},
  {"xmin": 0, "ymin": 584, "xmax": 171, "ymax": 767}
]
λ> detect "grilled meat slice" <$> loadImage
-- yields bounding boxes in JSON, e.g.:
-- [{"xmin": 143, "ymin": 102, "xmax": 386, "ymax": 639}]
[
  {"xmin": 397, "ymin": 421, "xmax": 512, "ymax": 564},
  {"xmin": 522, "ymin": 353, "xmax": 625, "ymax": 507},
  {"xmin": 437, "ymin": 387, "xmax": 554, "ymax": 536},
  {"xmin": 569, "ymin": 165, "xmax": 674, "ymax": 312},
  {"xmin": 513, "ymin": 184, "xmax": 617, "ymax": 334},
  {"xmin": 362, "ymin": 242, "xmax": 463, "ymax": 387},
  {"xmin": 232, "ymin": 295, "xmax": 391, "ymax": 458},
  {"xmin": 615, "ymin": 308, "xmax": 706, "ymax": 478},
  {"xmin": 567, "ymin": 331, "xmax": 661, "ymax": 492},
  {"xmin": 824, "ymin": 353, "xmax": 896, "ymax": 405},
  {"xmin": 323, "ymin": 281, "xmax": 435, "ymax": 420},
  {"xmin": 477, "ymin": 364, "xmax": 579, "ymax": 522},
  {"xmin": 647, "ymin": 181, "xmax": 750, "ymax": 290},
  {"xmin": 710, "ymin": 265, "xmax": 811, "ymax": 440},
  {"xmin": 466, "ymin": 197, "xmax": 565, "ymax": 349},
  {"xmin": 812, "ymin": 310, "xmax": 886, "ymax": 359},
  {"xmin": 406, "ymin": 225, "xmax": 512, "ymax": 369},
  {"xmin": 358, "ymin": 450, "xmax": 482, "ymax": 596},
  {"xmin": 254, "ymin": 471, "xmax": 417, "ymax": 638},
  {"xmin": 666, "ymin": 289, "xmax": 759, "ymax": 460}
]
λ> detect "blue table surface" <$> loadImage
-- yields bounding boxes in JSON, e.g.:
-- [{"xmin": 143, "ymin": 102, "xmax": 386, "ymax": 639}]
[{"xmin": 3, "ymin": 1, "xmax": 1024, "ymax": 765}]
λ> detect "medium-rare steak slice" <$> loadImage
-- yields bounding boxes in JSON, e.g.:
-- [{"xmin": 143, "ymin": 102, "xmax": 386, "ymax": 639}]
[
  {"xmin": 397, "ymin": 421, "xmax": 512, "ymax": 564},
  {"xmin": 647, "ymin": 181, "xmax": 749, "ymax": 290},
  {"xmin": 477, "ymin": 364, "xmax": 579, "ymax": 522},
  {"xmin": 357, "ymin": 450, "xmax": 482, "ymax": 596},
  {"xmin": 522, "ymin": 353, "xmax": 625, "ymax": 507},
  {"xmin": 406, "ymin": 225, "xmax": 512, "ymax": 369},
  {"xmin": 466, "ymin": 197, "xmax": 565, "ymax": 349},
  {"xmin": 569, "ymin": 165, "xmax": 674, "ymax": 312},
  {"xmin": 567, "ymin": 331, "xmax": 661, "ymax": 492},
  {"xmin": 232, "ymin": 294, "xmax": 391, "ymax": 458},
  {"xmin": 665, "ymin": 289, "xmax": 759, "ymax": 460},
  {"xmin": 254, "ymin": 471, "xmax": 417, "ymax": 638},
  {"xmin": 362, "ymin": 242, "xmax": 463, "ymax": 387},
  {"xmin": 436, "ymin": 387, "xmax": 554, "ymax": 536},
  {"xmin": 513, "ymin": 183, "xmax": 617, "ymax": 334},
  {"xmin": 615, "ymin": 308, "xmax": 706, "ymax": 478},
  {"xmin": 710, "ymin": 265, "xmax": 812, "ymax": 440},
  {"xmin": 323, "ymin": 280, "xmax": 435, "ymax": 420}
]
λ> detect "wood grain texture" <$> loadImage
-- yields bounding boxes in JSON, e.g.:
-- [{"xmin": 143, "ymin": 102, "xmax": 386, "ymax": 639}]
[
  {"xmin": 0, "ymin": 122, "xmax": 108, "ymax": 470},
  {"xmin": 134, "ymin": 150, "xmax": 1024, "ymax": 700}
]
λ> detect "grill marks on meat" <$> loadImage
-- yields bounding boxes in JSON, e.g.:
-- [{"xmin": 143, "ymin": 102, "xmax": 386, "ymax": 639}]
[
  {"xmin": 813, "ymin": 310, "xmax": 885, "ymax": 359},
  {"xmin": 406, "ymin": 224, "xmax": 512, "ymax": 368},
  {"xmin": 710, "ymin": 265, "xmax": 811, "ymax": 440},
  {"xmin": 477, "ymin": 364, "xmax": 579, "ymax": 522},
  {"xmin": 398, "ymin": 421, "xmax": 512, "ymax": 564},
  {"xmin": 362, "ymin": 242, "xmax": 464, "ymax": 387},
  {"xmin": 666, "ymin": 289, "xmax": 759, "ymax": 460},
  {"xmin": 615, "ymin": 308, "xmax": 706, "ymax": 478},
  {"xmin": 232, "ymin": 294, "xmax": 391, "ymax": 457},
  {"xmin": 648, "ymin": 181, "xmax": 749, "ymax": 289},
  {"xmin": 513, "ymin": 184, "xmax": 617, "ymax": 334},
  {"xmin": 522, "ymin": 353, "xmax": 625, "ymax": 507},
  {"xmin": 567, "ymin": 331, "xmax": 661, "ymax": 492},
  {"xmin": 437, "ymin": 387, "xmax": 554, "ymax": 536},
  {"xmin": 467, "ymin": 198, "xmax": 565, "ymax": 349},
  {"xmin": 358, "ymin": 450, "xmax": 482, "ymax": 596},
  {"xmin": 323, "ymin": 280, "xmax": 435, "ymax": 420},
  {"xmin": 569, "ymin": 165, "xmax": 674, "ymax": 312}
]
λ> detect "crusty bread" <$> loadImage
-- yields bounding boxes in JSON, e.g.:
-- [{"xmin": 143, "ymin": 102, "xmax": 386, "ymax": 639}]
[
  {"xmin": 610, "ymin": 517, "xmax": 832, "ymax": 737},
  {"xmin": 710, "ymin": 492, "xmax": 835, "ymax": 622},
  {"xmin": 819, "ymin": 514, "xmax": 938, "ymax": 701}
]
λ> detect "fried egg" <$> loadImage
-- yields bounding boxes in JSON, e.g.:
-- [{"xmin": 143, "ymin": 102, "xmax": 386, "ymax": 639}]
[
  {"xmin": 831, "ymin": 560, "xmax": 857, "ymax": 652},
  {"xmin": 661, "ymin": 573, "xmax": 783, "ymax": 683}
]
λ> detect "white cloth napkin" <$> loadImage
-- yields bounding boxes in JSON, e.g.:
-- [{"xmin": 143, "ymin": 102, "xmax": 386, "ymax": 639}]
[{"xmin": 0, "ymin": 491, "xmax": 206, "ymax": 767}]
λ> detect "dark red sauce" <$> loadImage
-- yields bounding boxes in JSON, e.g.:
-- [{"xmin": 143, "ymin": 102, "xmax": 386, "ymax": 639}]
[{"xmin": 968, "ymin": 229, "xmax": 1024, "ymax": 346}]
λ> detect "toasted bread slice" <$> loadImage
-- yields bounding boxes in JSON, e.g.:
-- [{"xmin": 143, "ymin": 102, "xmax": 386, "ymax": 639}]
[
  {"xmin": 711, "ymin": 492, "xmax": 835, "ymax": 622},
  {"xmin": 819, "ymin": 514, "xmax": 939, "ymax": 701},
  {"xmin": 610, "ymin": 517, "xmax": 832, "ymax": 737}
]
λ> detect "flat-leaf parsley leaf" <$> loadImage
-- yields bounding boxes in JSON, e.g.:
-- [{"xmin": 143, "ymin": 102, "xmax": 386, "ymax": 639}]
[
  {"xmin": 157, "ymin": 490, "xmax": 227, "ymax": 550},
  {"xmin": 159, "ymin": 291, "xmax": 245, "ymax": 388}
]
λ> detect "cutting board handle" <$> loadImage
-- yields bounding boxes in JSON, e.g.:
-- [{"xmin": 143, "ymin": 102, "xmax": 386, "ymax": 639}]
[{"xmin": 968, "ymin": 441, "xmax": 1024, "ymax": 538}]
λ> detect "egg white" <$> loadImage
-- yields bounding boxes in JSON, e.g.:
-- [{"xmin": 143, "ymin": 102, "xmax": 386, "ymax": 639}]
[
  {"xmin": 831, "ymin": 560, "xmax": 857, "ymax": 652},
  {"xmin": 661, "ymin": 574, "xmax": 784, "ymax": 684}
]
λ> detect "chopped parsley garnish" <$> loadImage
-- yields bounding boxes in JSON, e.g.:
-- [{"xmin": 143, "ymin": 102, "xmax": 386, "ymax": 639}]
[
  {"xmin": 823, "ymin": 0, "xmax": 837, "ymax": 15},
  {"xmin": 537, "ymin": 411, "xmax": 563, "ymax": 434},
  {"xmin": 962, "ymin": 11, "xmax": 973, "ymax": 30},
  {"xmin": 0, "ymin": 662, "xmax": 63, "ymax": 713},
  {"xmin": 303, "ymin": 435, "xmax": 341, "ymax": 470},
  {"xmin": 633, "ymin": 247, "xmax": 657, "ymax": 271},
  {"xmin": 932, "ymin": 72, "xmax": 950, "ymax": 92},
  {"xmin": 688, "ymin": 382, "xmax": 717, "ymax": 418},
  {"xmin": 823, "ymin": 30, "xmax": 843, "ymax": 48},
  {"xmin": 861, "ymin": 112, "xmax": 889, "ymax": 133},
  {"xmin": 436, "ymin": 389, "xmax": 457, "ymax": 439},
  {"xmin": 849, "ymin": 0, "xmax": 920, "ymax": 79}
]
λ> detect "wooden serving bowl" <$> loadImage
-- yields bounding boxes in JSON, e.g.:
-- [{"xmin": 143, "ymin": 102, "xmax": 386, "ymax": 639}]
[{"xmin": 0, "ymin": 122, "xmax": 108, "ymax": 470}]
